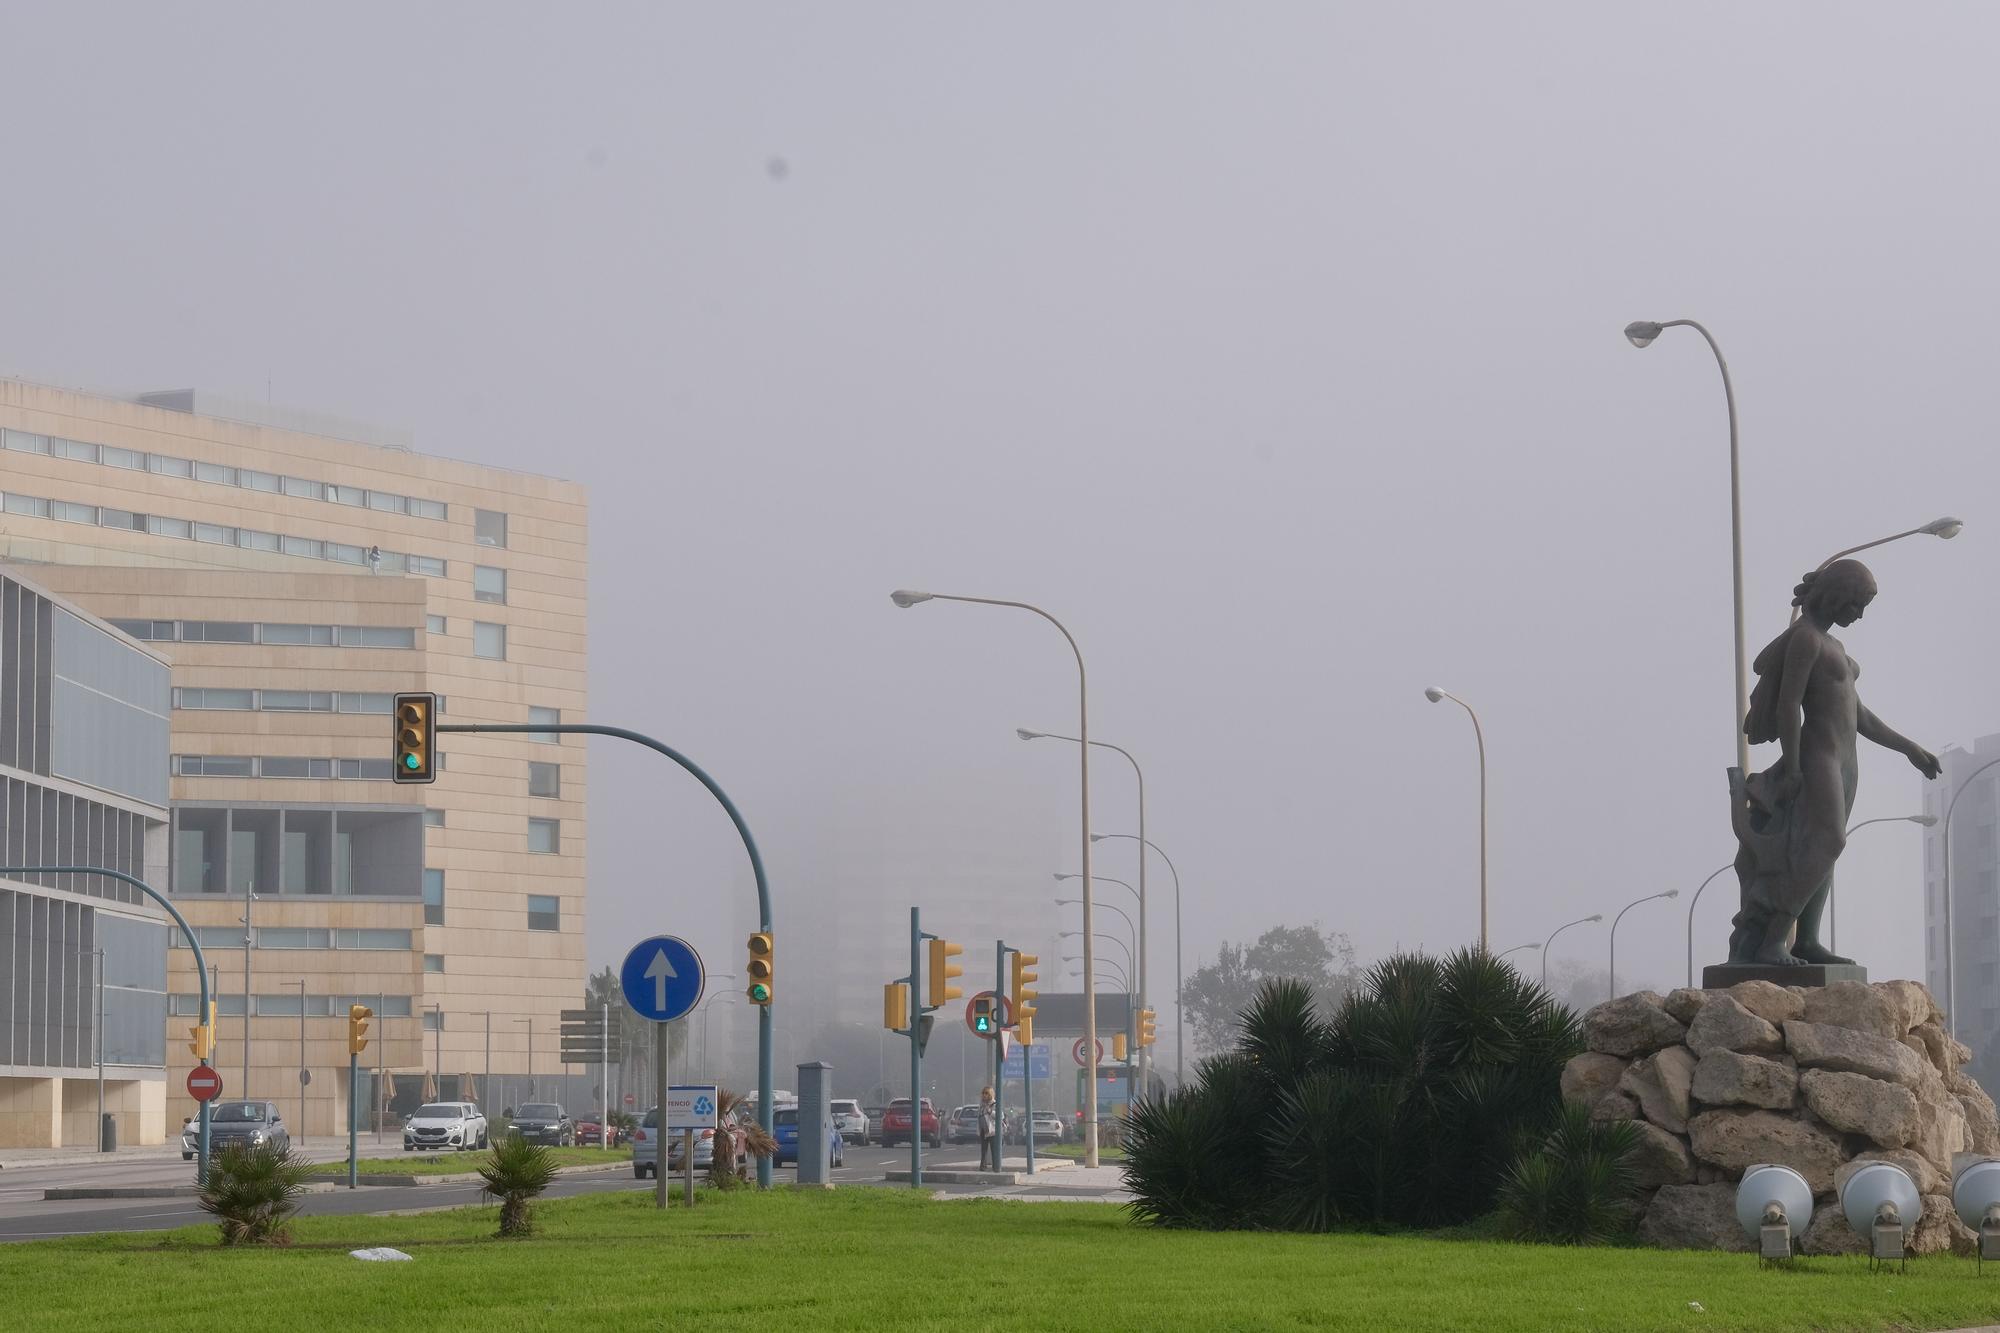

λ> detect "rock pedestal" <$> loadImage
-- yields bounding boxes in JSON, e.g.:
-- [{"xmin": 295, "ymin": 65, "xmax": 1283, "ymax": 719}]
[{"xmin": 1569, "ymin": 980, "xmax": 1996, "ymax": 1254}]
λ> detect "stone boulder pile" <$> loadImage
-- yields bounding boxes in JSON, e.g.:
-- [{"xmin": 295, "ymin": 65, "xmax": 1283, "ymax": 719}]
[{"xmin": 1565, "ymin": 979, "xmax": 2000, "ymax": 1254}]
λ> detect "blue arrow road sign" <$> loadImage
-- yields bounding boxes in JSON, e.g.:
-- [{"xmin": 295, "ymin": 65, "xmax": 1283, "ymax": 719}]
[{"xmin": 619, "ymin": 935, "xmax": 705, "ymax": 1023}]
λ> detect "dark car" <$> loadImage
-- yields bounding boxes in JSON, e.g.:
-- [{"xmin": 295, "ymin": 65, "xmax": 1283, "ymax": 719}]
[
  {"xmin": 879, "ymin": 1098, "xmax": 941, "ymax": 1149},
  {"xmin": 772, "ymin": 1108, "xmax": 845, "ymax": 1168},
  {"xmin": 511, "ymin": 1102, "xmax": 574, "ymax": 1146},
  {"xmin": 198, "ymin": 1100, "xmax": 291, "ymax": 1156}
]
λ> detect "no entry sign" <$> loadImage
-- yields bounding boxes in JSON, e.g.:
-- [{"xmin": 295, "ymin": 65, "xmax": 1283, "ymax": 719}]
[{"xmin": 186, "ymin": 1066, "xmax": 223, "ymax": 1102}]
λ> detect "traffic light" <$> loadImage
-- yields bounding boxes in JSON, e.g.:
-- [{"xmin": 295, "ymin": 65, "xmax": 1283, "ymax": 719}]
[
  {"xmin": 1010, "ymin": 951, "xmax": 1039, "ymax": 1026},
  {"xmin": 1139, "ymin": 1007, "xmax": 1157, "ymax": 1048},
  {"xmin": 1113, "ymin": 1031, "xmax": 1128, "ymax": 1062},
  {"xmin": 884, "ymin": 981, "xmax": 909, "ymax": 1032},
  {"xmin": 391, "ymin": 692, "xmax": 437, "ymax": 784},
  {"xmin": 970, "ymin": 994, "xmax": 995, "ymax": 1036},
  {"xmin": 926, "ymin": 937, "xmax": 963, "ymax": 1008},
  {"xmin": 347, "ymin": 1004, "xmax": 373, "ymax": 1054},
  {"xmin": 746, "ymin": 932, "xmax": 775, "ymax": 1004},
  {"xmin": 186, "ymin": 1023, "xmax": 212, "ymax": 1059},
  {"xmin": 1016, "ymin": 1015, "xmax": 1033, "ymax": 1046}
]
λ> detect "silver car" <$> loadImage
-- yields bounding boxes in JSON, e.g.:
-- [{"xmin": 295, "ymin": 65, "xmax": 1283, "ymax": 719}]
[
  {"xmin": 189, "ymin": 1100, "xmax": 291, "ymax": 1157},
  {"xmin": 631, "ymin": 1106, "xmax": 718, "ymax": 1179}
]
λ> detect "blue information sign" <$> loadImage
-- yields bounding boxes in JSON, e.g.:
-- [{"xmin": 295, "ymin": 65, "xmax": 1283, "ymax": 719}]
[
  {"xmin": 1003, "ymin": 1043, "xmax": 1053, "ymax": 1080},
  {"xmin": 619, "ymin": 935, "xmax": 706, "ymax": 1023}
]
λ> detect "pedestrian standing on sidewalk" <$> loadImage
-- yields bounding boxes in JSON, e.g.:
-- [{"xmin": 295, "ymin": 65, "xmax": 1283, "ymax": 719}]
[{"xmin": 978, "ymin": 1086, "xmax": 999, "ymax": 1171}]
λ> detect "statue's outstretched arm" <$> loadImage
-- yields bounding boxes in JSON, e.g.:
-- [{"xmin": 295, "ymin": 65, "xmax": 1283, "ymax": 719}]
[{"xmin": 1859, "ymin": 704, "xmax": 1941, "ymax": 779}]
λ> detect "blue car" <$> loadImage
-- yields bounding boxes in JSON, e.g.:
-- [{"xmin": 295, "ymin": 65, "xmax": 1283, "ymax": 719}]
[{"xmin": 772, "ymin": 1108, "xmax": 846, "ymax": 1168}]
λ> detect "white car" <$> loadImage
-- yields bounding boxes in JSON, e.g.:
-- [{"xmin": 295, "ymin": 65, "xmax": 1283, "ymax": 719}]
[
  {"xmin": 831, "ymin": 1099, "xmax": 870, "ymax": 1144},
  {"xmin": 403, "ymin": 1101, "xmax": 489, "ymax": 1152}
]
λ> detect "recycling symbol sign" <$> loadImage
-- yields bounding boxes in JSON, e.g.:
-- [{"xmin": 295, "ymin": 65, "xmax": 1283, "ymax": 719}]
[{"xmin": 693, "ymin": 1095, "xmax": 714, "ymax": 1117}]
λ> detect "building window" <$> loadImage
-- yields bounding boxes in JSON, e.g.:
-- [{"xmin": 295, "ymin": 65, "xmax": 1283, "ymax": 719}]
[
  {"xmin": 473, "ymin": 622, "xmax": 506, "ymax": 660},
  {"xmin": 175, "ymin": 688, "xmax": 255, "ymax": 711},
  {"xmin": 175, "ymin": 755, "xmax": 256, "ymax": 777},
  {"xmin": 335, "ymin": 928, "xmax": 412, "ymax": 950},
  {"xmin": 181, "ymin": 621, "xmax": 256, "ymax": 644},
  {"xmin": 529, "ymin": 706, "xmax": 560, "ymax": 743},
  {"xmin": 528, "ymin": 818, "xmax": 560, "ymax": 854},
  {"xmin": 239, "ymin": 469, "xmax": 281, "ymax": 493},
  {"xmin": 3, "ymin": 429, "xmax": 48, "ymax": 453},
  {"xmin": 367, "ymin": 490, "xmax": 405, "ymax": 513},
  {"xmin": 408, "ymin": 555, "xmax": 446, "ymax": 577},
  {"xmin": 475, "ymin": 509, "xmax": 508, "ymax": 548},
  {"xmin": 528, "ymin": 762, "xmax": 560, "ymax": 798},
  {"xmin": 103, "ymin": 445, "xmax": 145, "ymax": 471},
  {"xmin": 473, "ymin": 565, "xmax": 507, "ymax": 604},
  {"xmin": 337, "ymin": 758, "xmax": 397, "ymax": 780},
  {"xmin": 261, "ymin": 691, "xmax": 335, "ymax": 712},
  {"xmin": 147, "ymin": 515, "xmax": 193, "ymax": 539},
  {"xmin": 423, "ymin": 869, "xmax": 444, "ymax": 925},
  {"xmin": 258, "ymin": 927, "xmax": 331, "ymax": 950},
  {"xmin": 527, "ymin": 894, "xmax": 560, "ymax": 932},
  {"xmin": 410, "ymin": 498, "xmax": 447, "ymax": 520},
  {"xmin": 193, "ymin": 461, "xmax": 235, "ymax": 485},
  {"xmin": 424, "ymin": 954, "xmax": 444, "ymax": 973},
  {"xmin": 423, "ymin": 809, "xmax": 445, "ymax": 828},
  {"xmin": 426, "ymin": 615, "xmax": 447, "ymax": 635},
  {"xmin": 282, "ymin": 535, "xmax": 323, "ymax": 558},
  {"xmin": 329, "ymin": 484, "xmax": 367, "ymax": 507},
  {"xmin": 194, "ymin": 522, "xmax": 237, "ymax": 545},
  {"xmin": 339, "ymin": 626, "xmax": 417, "ymax": 649},
  {"xmin": 422, "ymin": 1008, "xmax": 444, "ymax": 1032},
  {"xmin": 238, "ymin": 529, "xmax": 280, "ymax": 552},
  {"xmin": 149, "ymin": 454, "xmax": 193, "ymax": 478},
  {"xmin": 50, "ymin": 500, "xmax": 99, "ymax": 525},
  {"xmin": 341, "ymin": 692, "xmax": 394, "ymax": 714},
  {"xmin": 282, "ymin": 475, "xmax": 322, "ymax": 500},
  {"xmin": 261, "ymin": 623, "xmax": 335, "ymax": 646}
]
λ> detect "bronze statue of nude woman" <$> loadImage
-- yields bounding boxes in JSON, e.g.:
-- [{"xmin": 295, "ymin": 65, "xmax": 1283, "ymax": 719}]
[{"xmin": 1726, "ymin": 559, "xmax": 1940, "ymax": 968}]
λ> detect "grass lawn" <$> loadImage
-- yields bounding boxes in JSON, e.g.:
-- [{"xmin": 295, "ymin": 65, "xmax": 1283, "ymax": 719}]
[
  {"xmin": 305, "ymin": 1146, "xmax": 630, "ymax": 1176},
  {"xmin": 1036, "ymin": 1141, "xmax": 1126, "ymax": 1161},
  {"xmin": 14, "ymin": 1188, "xmax": 2000, "ymax": 1332}
]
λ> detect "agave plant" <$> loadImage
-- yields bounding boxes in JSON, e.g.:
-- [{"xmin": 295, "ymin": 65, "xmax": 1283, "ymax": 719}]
[
  {"xmin": 706, "ymin": 1087, "xmax": 777, "ymax": 1190},
  {"xmin": 198, "ymin": 1141, "xmax": 311, "ymax": 1245},
  {"xmin": 1496, "ymin": 1103, "xmax": 1642, "ymax": 1244},
  {"xmin": 479, "ymin": 1132, "xmax": 558, "ymax": 1237},
  {"xmin": 1126, "ymin": 946, "xmax": 1583, "ymax": 1234}
]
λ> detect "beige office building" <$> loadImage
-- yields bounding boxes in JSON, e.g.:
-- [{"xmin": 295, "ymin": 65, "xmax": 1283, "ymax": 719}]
[{"xmin": 0, "ymin": 379, "xmax": 586, "ymax": 1137}]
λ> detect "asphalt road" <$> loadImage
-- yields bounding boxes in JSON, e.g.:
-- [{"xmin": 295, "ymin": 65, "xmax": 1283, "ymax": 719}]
[{"xmin": 0, "ymin": 1140, "xmax": 1088, "ymax": 1241}]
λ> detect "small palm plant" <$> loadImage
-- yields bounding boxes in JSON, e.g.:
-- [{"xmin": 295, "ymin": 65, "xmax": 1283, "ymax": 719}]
[
  {"xmin": 198, "ymin": 1142, "xmax": 311, "ymax": 1245},
  {"xmin": 706, "ymin": 1087, "xmax": 777, "ymax": 1190},
  {"xmin": 479, "ymin": 1132, "xmax": 558, "ymax": 1237},
  {"xmin": 1496, "ymin": 1104, "xmax": 1642, "ymax": 1244}
]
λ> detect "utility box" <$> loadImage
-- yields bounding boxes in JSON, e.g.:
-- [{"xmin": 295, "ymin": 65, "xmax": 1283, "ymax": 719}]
[
  {"xmin": 796, "ymin": 1061, "xmax": 833, "ymax": 1187},
  {"xmin": 99, "ymin": 1112, "xmax": 116, "ymax": 1152}
]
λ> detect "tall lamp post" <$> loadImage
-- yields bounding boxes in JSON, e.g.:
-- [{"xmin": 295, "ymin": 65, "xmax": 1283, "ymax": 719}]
[
  {"xmin": 1943, "ymin": 757, "xmax": 2000, "ymax": 1041},
  {"xmin": 1610, "ymin": 891, "xmax": 1679, "ymax": 999},
  {"xmin": 1623, "ymin": 318, "xmax": 1749, "ymax": 778},
  {"xmin": 1058, "ymin": 898, "xmax": 1134, "ymax": 948},
  {"xmin": 1423, "ymin": 686, "xmax": 1488, "ymax": 950},
  {"xmin": 1091, "ymin": 832, "xmax": 1185, "ymax": 1089},
  {"xmin": 1022, "ymin": 729, "xmax": 1151, "ymax": 1100},
  {"xmin": 1494, "ymin": 943, "xmax": 1540, "ymax": 965},
  {"xmin": 1062, "ymin": 931, "xmax": 1132, "ymax": 979},
  {"xmin": 1793, "ymin": 518, "xmax": 1962, "ymax": 624},
  {"xmin": 1542, "ymin": 914, "xmax": 1603, "ymax": 989},
  {"xmin": 892, "ymin": 589, "xmax": 1102, "ymax": 1166}
]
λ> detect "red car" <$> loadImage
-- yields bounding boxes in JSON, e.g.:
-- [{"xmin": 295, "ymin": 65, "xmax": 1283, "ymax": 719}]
[
  {"xmin": 575, "ymin": 1119, "xmax": 620, "ymax": 1148},
  {"xmin": 879, "ymin": 1097, "xmax": 942, "ymax": 1149}
]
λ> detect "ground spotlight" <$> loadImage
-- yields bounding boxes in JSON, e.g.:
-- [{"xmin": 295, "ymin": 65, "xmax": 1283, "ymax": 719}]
[
  {"xmin": 1954, "ymin": 1158, "xmax": 2000, "ymax": 1270},
  {"xmin": 1842, "ymin": 1161, "xmax": 1919, "ymax": 1272},
  {"xmin": 1736, "ymin": 1164, "xmax": 1811, "ymax": 1264}
]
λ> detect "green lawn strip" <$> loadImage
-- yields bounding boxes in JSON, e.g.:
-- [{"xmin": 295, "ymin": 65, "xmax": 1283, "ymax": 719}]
[
  {"xmin": 304, "ymin": 1146, "xmax": 631, "ymax": 1176},
  {"xmin": 16, "ymin": 1189, "xmax": 2000, "ymax": 1332},
  {"xmin": 1035, "ymin": 1142, "xmax": 1125, "ymax": 1161}
]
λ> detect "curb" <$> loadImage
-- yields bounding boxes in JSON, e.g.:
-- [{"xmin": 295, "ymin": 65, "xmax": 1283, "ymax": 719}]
[{"xmin": 301, "ymin": 1159, "xmax": 634, "ymax": 1188}]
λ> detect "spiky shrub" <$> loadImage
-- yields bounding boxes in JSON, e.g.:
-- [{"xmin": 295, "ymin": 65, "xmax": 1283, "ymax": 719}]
[
  {"xmin": 706, "ymin": 1087, "xmax": 777, "ymax": 1190},
  {"xmin": 198, "ymin": 1142, "xmax": 311, "ymax": 1245},
  {"xmin": 479, "ymin": 1132, "xmax": 558, "ymax": 1237},
  {"xmin": 1126, "ymin": 948, "xmax": 1580, "ymax": 1233},
  {"xmin": 1496, "ymin": 1104, "xmax": 1642, "ymax": 1244}
]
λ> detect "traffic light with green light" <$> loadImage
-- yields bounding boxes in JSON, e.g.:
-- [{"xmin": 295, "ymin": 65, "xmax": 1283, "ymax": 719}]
[
  {"xmin": 970, "ymin": 994, "xmax": 995, "ymax": 1036},
  {"xmin": 746, "ymin": 932, "xmax": 775, "ymax": 1004},
  {"xmin": 391, "ymin": 692, "xmax": 437, "ymax": 784}
]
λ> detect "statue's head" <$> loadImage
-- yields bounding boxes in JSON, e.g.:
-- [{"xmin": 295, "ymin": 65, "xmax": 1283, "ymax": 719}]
[{"xmin": 1793, "ymin": 558, "xmax": 1877, "ymax": 626}]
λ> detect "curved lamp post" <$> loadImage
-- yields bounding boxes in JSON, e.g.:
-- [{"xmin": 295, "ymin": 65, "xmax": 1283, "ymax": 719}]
[
  {"xmin": 1624, "ymin": 318, "xmax": 1749, "ymax": 778},
  {"xmin": 1065, "ymin": 956, "xmax": 1129, "ymax": 993},
  {"xmin": 1542, "ymin": 914, "xmax": 1603, "ymax": 989},
  {"xmin": 1058, "ymin": 896, "xmax": 1134, "ymax": 943},
  {"xmin": 1062, "ymin": 931, "xmax": 1132, "ymax": 977},
  {"xmin": 1794, "ymin": 518, "xmax": 1963, "ymax": 623},
  {"xmin": 890, "ymin": 590, "xmax": 1102, "ymax": 1166},
  {"xmin": 1828, "ymin": 815, "xmax": 1937, "ymax": 953},
  {"xmin": 1026, "ymin": 730, "xmax": 1151, "ymax": 1099},
  {"xmin": 1423, "ymin": 686, "xmax": 1488, "ymax": 950},
  {"xmin": 1610, "ymin": 890, "xmax": 1679, "ymax": 1000},
  {"xmin": 1684, "ymin": 864, "xmax": 1734, "ymax": 988},
  {"xmin": 1494, "ymin": 943, "xmax": 1541, "ymax": 965},
  {"xmin": 1944, "ymin": 758, "xmax": 2000, "ymax": 1040},
  {"xmin": 1092, "ymin": 832, "xmax": 1185, "ymax": 1088}
]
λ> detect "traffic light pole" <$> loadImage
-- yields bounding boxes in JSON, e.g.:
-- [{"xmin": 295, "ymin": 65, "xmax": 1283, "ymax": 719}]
[
  {"xmin": 994, "ymin": 940, "xmax": 1006, "ymax": 1174},
  {"xmin": 435, "ymin": 722, "xmax": 777, "ymax": 1189},
  {"xmin": 347, "ymin": 1052, "xmax": 359, "ymax": 1189},
  {"xmin": 908, "ymin": 907, "xmax": 924, "ymax": 1189},
  {"xmin": 0, "ymin": 866, "xmax": 215, "ymax": 1184}
]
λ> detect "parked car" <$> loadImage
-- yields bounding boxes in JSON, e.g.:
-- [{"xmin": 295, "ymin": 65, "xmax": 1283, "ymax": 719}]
[
  {"xmin": 404, "ymin": 1102, "xmax": 488, "ymax": 1152},
  {"xmin": 632, "ymin": 1107, "xmax": 729, "ymax": 1179},
  {"xmin": 184, "ymin": 1101, "xmax": 290, "ymax": 1158},
  {"xmin": 831, "ymin": 1099, "xmax": 870, "ymax": 1144},
  {"xmin": 575, "ymin": 1118, "xmax": 620, "ymax": 1148},
  {"xmin": 510, "ymin": 1102, "xmax": 575, "ymax": 1147},
  {"xmin": 879, "ymin": 1098, "xmax": 941, "ymax": 1149},
  {"xmin": 947, "ymin": 1104, "xmax": 983, "ymax": 1145},
  {"xmin": 863, "ymin": 1105, "xmax": 889, "ymax": 1142},
  {"xmin": 1026, "ymin": 1111, "xmax": 1066, "ymax": 1143},
  {"xmin": 772, "ymin": 1108, "xmax": 846, "ymax": 1168}
]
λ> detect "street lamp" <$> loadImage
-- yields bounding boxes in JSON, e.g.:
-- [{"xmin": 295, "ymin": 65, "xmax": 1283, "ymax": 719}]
[
  {"xmin": 1061, "ymin": 930, "xmax": 1131, "ymax": 977},
  {"xmin": 1494, "ymin": 943, "xmax": 1540, "ymax": 965},
  {"xmin": 1623, "ymin": 317, "xmax": 1749, "ymax": 778},
  {"xmin": 1057, "ymin": 897, "xmax": 1133, "ymax": 943},
  {"xmin": 1092, "ymin": 831, "xmax": 1187, "ymax": 1090},
  {"xmin": 1025, "ymin": 729, "xmax": 1153, "ymax": 1099},
  {"xmin": 1542, "ymin": 914, "xmax": 1603, "ymax": 989},
  {"xmin": 1944, "ymin": 758, "xmax": 2000, "ymax": 1040},
  {"xmin": 892, "ymin": 589, "xmax": 1103, "ymax": 1166},
  {"xmin": 1794, "ymin": 519, "xmax": 1963, "ymax": 623},
  {"xmin": 1828, "ymin": 815, "xmax": 1937, "ymax": 953},
  {"xmin": 1065, "ymin": 956, "xmax": 1128, "ymax": 992},
  {"xmin": 1423, "ymin": 685, "xmax": 1488, "ymax": 950},
  {"xmin": 1610, "ymin": 891, "xmax": 1679, "ymax": 1000},
  {"xmin": 1685, "ymin": 863, "xmax": 1733, "ymax": 988}
]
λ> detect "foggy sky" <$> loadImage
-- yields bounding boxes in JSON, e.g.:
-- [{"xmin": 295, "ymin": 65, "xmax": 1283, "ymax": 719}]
[{"xmin": 3, "ymin": 2, "xmax": 1995, "ymax": 1019}]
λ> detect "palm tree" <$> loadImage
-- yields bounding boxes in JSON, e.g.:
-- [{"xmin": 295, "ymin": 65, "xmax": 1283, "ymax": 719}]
[
  {"xmin": 480, "ymin": 1132, "xmax": 558, "ymax": 1237},
  {"xmin": 198, "ymin": 1142, "xmax": 312, "ymax": 1245},
  {"xmin": 706, "ymin": 1086, "xmax": 776, "ymax": 1189}
]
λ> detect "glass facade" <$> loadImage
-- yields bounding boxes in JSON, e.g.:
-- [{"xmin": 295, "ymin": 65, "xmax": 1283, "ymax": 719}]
[{"xmin": 171, "ymin": 804, "xmax": 423, "ymax": 897}]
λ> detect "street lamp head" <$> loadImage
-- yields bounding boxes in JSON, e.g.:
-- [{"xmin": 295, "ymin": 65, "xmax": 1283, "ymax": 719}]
[
  {"xmin": 1923, "ymin": 516, "xmax": 1965, "ymax": 539},
  {"xmin": 1624, "ymin": 320, "xmax": 1664, "ymax": 348},
  {"xmin": 1016, "ymin": 728, "xmax": 1046, "ymax": 741},
  {"xmin": 1053, "ymin": 872, "xmax": 1077, "ymax": 882},
  {"xmin": 1664, "ymin": 889, "xmax": 1681, "ymax": 900},
  {"xmin": 1587, "ymin": 914, "xmax": 1604, "ymax": 923},
  {"xmin": 1912, "ymin": 814, "xmax": 1940, "ymax": 827},
  {"xmin": 1423, "ymin": 686, "xmax": 1446, "ymax": 703},
  {"xmin": 889, "ymin": 589, "xmax": 934, "ymax": 609}
]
